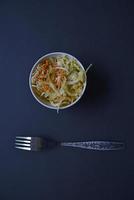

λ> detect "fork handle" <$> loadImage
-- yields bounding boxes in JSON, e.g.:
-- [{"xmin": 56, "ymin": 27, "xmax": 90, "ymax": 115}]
[{"xmin": 60, "ymin": 141, "xmax": 125, "ymax": 150}]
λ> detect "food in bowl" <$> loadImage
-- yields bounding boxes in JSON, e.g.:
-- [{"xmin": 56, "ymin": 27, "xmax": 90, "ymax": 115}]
[{"xmin": 30, "ymin": 54, "xmax": 86, "ymax": 109}]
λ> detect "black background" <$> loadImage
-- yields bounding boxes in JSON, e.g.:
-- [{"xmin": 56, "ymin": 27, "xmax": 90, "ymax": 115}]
[{"xmin": 0, "ymin": 0, "xmax": 134, "ymax": 199}]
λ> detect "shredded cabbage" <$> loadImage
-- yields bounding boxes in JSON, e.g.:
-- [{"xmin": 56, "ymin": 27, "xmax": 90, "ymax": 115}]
[{"xmin": 31, "ymin": 55, "xmax": 86, "ymax": 108}]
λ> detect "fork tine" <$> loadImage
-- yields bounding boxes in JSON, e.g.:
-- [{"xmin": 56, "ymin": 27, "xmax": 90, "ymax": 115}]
[
  {"xmin": 15, "ymin": 139, "xmax": 31, "ymax": 143},
  {"xmin": 15, "ymin": 143, "xmax": 31, "ymax": 147},
  {"xmin": 15, "ymin": 146, "xmax": 31, "ymax": 151},
  {"xmin": 16, "ymin": 136, "xmax": 31, "ymax": 140}
]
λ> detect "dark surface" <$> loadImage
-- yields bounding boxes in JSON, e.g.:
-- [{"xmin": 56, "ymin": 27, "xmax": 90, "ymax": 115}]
[{"xmin": 0, "ymin": 0, "xmax": 134, "ymax": 199}]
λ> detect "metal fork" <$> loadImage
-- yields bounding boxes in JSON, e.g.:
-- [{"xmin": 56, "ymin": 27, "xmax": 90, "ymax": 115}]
[{"xmin": 15, "ymin": 136, "xmax": 125, "ymax": 151}]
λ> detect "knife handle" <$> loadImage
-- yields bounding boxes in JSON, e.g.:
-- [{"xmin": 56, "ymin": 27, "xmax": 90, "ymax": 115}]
[{"xmin": 61, "ymin": 141, "xmax": 125, "ymax": 150}]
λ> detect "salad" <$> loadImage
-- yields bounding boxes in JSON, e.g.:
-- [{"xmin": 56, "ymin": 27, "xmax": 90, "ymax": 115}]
[{"xmin": 31, "ymin": 55, "xmax": 86, "ymax": 108}]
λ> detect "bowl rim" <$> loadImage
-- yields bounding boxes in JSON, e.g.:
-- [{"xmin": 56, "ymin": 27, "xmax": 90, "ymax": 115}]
[{"xmin": 29, "ymin": 52, "xmax": 87, "ymax": 110}]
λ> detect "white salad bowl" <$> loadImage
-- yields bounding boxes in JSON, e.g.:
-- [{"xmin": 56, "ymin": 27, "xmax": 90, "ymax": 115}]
[{"xmin": 29, "ymin": 52, "xmax": 87, "ymax": 110}]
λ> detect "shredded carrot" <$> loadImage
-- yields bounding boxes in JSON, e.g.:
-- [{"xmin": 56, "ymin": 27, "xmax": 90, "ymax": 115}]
[
  {"xmin": 43, "ymin": 85, "xmax": 50, "ymax": 92},
  {"xmin": 54, "ymin": 68, "xmax": 65, "ymax": 88}
]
